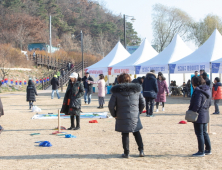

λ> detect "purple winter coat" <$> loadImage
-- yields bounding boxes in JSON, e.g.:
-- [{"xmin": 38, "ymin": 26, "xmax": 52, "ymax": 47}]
[{"xmin": 155, "ymin": 80, "xmax": 169, "ymax": 102}]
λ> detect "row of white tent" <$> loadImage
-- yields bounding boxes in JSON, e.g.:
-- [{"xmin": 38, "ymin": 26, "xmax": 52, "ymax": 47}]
[{"xmin": 86, "ymin": 29, "xmax": 222, "ymax": 81}]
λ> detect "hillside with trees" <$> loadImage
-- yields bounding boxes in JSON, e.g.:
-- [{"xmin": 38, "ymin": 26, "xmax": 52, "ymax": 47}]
[{"xmin": 0, "ymin": 0, "xmax": 141, "ymax": 58}]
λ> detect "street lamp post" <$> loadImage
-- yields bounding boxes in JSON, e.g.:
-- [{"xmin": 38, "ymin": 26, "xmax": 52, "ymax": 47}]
[
  {"xmin": 123, "ymin": 14, "xmax": 136, "ymax": 49},
  {"xmin": 81, "ymin": 30, "xmax": 84, "ymax": 77}
]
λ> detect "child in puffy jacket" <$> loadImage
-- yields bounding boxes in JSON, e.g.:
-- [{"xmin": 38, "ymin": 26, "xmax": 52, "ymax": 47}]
[{"xmin": 212, "ymin": 77, "xmax": 222, "ymax": 114}]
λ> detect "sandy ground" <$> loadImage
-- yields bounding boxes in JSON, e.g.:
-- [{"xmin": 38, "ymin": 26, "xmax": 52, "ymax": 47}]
[{"xmin": 0, "ymin": 90, "xmax": 222, "ymax": 170}]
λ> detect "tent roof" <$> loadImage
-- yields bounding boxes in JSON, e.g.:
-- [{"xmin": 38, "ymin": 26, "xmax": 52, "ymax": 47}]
[
  {"xmin": 172, "ymin": 29, "xmax": 222, "ymax": 65},
  {"xmin": 111, "ymin": 39, "xmax": 158, "ymax": 67},
  {"xmin": 87, "ymin": 41, "xmax": 130, "ymax": 69},
  {"xmin": 138, "ymin": 34, "xmax": 192, "ymax": 66}
]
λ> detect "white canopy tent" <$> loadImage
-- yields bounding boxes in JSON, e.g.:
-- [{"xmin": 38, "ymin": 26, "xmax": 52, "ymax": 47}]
[
  {"xmin": 169, "ymin": 29, "xmax": 222, "ymax": 75},
  {"xmin": 86, "ymin": 41, "xmax": 130, "ymax": 75},
  {"xmin": 108, "ymin": 38, "xmax": 158, "ymax": 75},
  {"xmin": 135, "ymin": 35, "xmax": 192, "ymax": 74}
]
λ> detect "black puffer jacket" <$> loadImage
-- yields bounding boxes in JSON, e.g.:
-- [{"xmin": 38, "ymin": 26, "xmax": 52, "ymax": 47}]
[
  {"xmin": 26, "ymin": 80, "xmax": 37, "ymax": 102},
  {"xmin": 108, "ymin": 83, "xmax": 145, "ymax": 133},
  {"xmin": 51, "ymin": 77, "xmax": 59, "ymax": 90},
  {"xmin": 142, "ymin": 72, "xmax": 158, "ymax": 98},
  {"xmin": 61, "ymin": 80, "xmax": 84, "ymax": 116},
  {"xmin": 132, "ymin": 77, "xmax": 143, "ymax": 85},
  {"xmin": 82, "ymin": 76, "xmax": 94, "ymax": 94},
  {"xmin": 189, "ymin": 85, "xmax": 211, "ymax": 123}
]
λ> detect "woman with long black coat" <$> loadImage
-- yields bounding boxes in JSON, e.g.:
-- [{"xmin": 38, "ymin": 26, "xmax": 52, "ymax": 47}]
[
  {"xmin": 108, "ymin": 73, "xmax": 145, "ymax": 158},
  {"xmin": 61, "ymin": 72, "xmax": 84, "ymax": 130},
  {"xmin": 26, "ymin": 79, "xmax": 38, "ymax": 109},
  {"xmin": 189, "ymin": 76, "xmax": 211, "ymax": 157}
]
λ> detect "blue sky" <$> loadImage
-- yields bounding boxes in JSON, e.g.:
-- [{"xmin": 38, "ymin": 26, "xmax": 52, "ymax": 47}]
[{"xmin": 99, "ymin": 0, "xmax": 222, "ymax": 50}]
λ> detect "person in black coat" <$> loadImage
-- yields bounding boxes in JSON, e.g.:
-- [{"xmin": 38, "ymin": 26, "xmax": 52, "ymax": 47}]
[
  {"xmin": 113, "ymin": 75, "xmax": 119, "ymax": 85},
  {"xmin": 201, "ymin": 72, "xmax": 211, "ymax": 87},
  {"xmin": 51, "ymin": 75, "xmax": 60, "ymax": 99},
  {"xmin": 61, "ymin": 72, "xmax": 84, "ymax": 130},
  {"xmin": 26, "ymin": 79, "xmax": 38, "ymax": 109},
  {"xmin": 82, "ymin": 72, "xmax": 94, "ymax": 104},
  {"xmin": 109, "ymin": 73, "xmax": 145, "ymax": 158},
  {"xmin": 142, "ymin": 70, "xmax": 158, "ymax": 117},
  {"xmin": 188, "ymin": 76, "xmax": 211, "ymax": 157},
  {"xmin": 0, "ymin": 97, "xmax": 4, "ymax": 134}
]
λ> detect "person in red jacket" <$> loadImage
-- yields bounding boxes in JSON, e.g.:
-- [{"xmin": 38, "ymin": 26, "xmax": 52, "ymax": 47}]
[{"xmin": 212, "ymin": 77, "xmax": 222, "ymax": 114}]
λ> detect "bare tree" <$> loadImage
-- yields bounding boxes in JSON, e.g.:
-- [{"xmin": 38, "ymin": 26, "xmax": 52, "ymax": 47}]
[
  {"xmin": 190, "ymin": 14, "xmax": 222, "ymax": 47},
  {"xmin": 0, "ymin": 45, "xmax": 10, "ymax": 80},
  {"xmin": 152, "ymin": 4, "xmax": 193, "ymax": 52}
]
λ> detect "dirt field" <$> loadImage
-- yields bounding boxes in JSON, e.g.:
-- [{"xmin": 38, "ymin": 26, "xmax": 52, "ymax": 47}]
[{"xmin": 0, "ymin": 90, "xmax": 222, "ymax": 170}]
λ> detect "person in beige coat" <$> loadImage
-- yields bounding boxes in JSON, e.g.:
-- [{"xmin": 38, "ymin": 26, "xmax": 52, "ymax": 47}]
[{"xmin": 90, "ymin": 74, "xmax": 106, "ymax": 109}]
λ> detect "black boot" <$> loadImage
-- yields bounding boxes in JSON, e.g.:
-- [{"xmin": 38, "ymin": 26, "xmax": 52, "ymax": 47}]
[
  {"xmin": 122, "ymin": 153, "xmax": 129, "ymax": 158},
  {"xmin": 97, "ymin": 106, "xmax": 101, "ymax": 109},
  {"xmin": 101, "ymin": 105, "xmax": 104, "ymax": 108},
  {"xmin": 74, "ymin": 115, "xmax": 80, "ymax": 130},
  {"xmin": 139, "ymin": 150, "xmax": 145, "ymax": 157},
  {"xmin": 68, "ymin": 115, "xmax": 75, "ymax": 130}
]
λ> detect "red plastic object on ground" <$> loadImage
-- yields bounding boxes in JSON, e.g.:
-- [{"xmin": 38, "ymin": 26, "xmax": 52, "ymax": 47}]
[
  {"xmin": 179, "ymin": 120, "xmax": 187, "ymax": 124},
  {"xmin": 89, "ymin": 120, "xmax": 98, "ymax": 123},
  {"xmin": 142, "ymin": 110, "xmax": 146, "ymax": 113}
]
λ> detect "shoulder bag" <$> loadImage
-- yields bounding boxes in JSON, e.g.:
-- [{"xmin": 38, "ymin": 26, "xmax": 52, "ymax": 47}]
[{"xmin": 185, "ymin": 98, "xmax": 207, "ymax": 122}]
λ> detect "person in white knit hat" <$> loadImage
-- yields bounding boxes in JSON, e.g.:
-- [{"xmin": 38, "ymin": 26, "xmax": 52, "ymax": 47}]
[{"xmin": 60, "ymin": 72, "xmax": 84, "ymax": 130}]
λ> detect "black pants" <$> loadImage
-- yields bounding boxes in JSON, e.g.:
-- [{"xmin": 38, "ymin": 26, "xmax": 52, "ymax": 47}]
[
  {"xmin": 29, "ymin": 101, "xmax": 33, "ymax": 108},
  {"xmin": 70, "ymin": 115, "xmax": 80, "ymax": 128},
  {"xmin": 156, "ymin": 102, "xmax": 164, "ymax": 109},
  {"xmin": 193, "ymin": 123, "xmax": 211, "ymax": 153},
  {"xmin": 145, "ymin": 97, "xmax": 155, "ymax": 115},
  {"xmin": 122, "ymin": 131, "xmax": 143, "ymax": 154}
]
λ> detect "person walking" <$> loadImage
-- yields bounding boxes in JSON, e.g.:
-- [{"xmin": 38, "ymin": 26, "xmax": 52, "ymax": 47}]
[
  {"xmin": 82, "ymin": 72, "xmax": 94, "ymax": 105},
  {"xmin": 26, "ymin": 78, "xmax": 38, "ymax": 109},
  {"xmin": 212, "ymin": 77, "xmax": 222, "ymax": 114},
  {"xmin": 201, "ymin": 72, "xmax": 211, "ymax": 87},
  {"xmin": 0, "ymin": 97, "xmax": 4, "ymax": 134},
  {"xmin": 61, "ymin": 69, "xmax": 65, "ymax": 77},
  {"xmin": 56, "ymin": 69, "xmax": 61, "ymax": 80},
  {"xmin": 108, "ymin": 73, "xmax": 145, "ymax": 158},
  {"xmin": 142, "ymin": 70, "xmax": 158, "ymax": 117},
  {"xmin": 51, "ymin": 75, "xmax": 60, "ymax": 99},
  {"xmin": 189, "ymin": 76, "xmax": 211, "ymax": 157},
  {"xmin": 89, "ymin": 74, "xmax": 106, "ymax": 109},
  {"xmin": 155, "ymin": 73, "xmax": 169, "ymax": 112},
  {"xmin": 61, "ymin": 72, "xmax": 84, "ymax": 130}
]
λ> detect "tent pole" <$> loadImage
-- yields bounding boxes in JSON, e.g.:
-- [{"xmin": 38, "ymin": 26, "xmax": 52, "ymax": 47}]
[
  {"xmin": 208, "ymin": 62, "xmax": 216, "ymax": 135},
  {"xmin": 168, "ymin": 64, "xmax": 171, "ymax": 95},
  {"xmin": 183, "ymin": 73, "xmax": 185, "ymax": 83}
]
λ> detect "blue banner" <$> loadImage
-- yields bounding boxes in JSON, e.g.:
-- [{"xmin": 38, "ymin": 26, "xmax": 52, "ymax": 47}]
[{"xmin": 212, "ymin": 63, "xmax": 220, "ymax": 73}]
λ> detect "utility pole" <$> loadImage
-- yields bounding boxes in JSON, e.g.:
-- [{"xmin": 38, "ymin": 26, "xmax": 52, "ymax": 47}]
[
  {"xmin": 124, "ymin": 14, "xmax": 126, "ymax": 49},
  {"xmin": 49, "ymin": 15, "xmax": 52, "ymax": 54},
  {"xmin": 81, "ymin": 30, "xmax": 84, "ymax": 77}
]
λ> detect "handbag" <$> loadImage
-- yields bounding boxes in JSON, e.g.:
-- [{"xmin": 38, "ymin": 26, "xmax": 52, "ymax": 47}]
[{"xmin": 185, "ymin": 98, "xmax": 207, "ymax": 122}]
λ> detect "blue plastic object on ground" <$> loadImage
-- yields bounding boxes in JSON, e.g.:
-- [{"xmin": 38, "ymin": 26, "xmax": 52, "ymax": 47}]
[
  {"xmin": 65, "ymin": 134, "xmax": 76, "ymax": 138},
  {"xmin": 39, "ymin": 141, "xmax": 52, "ymax": 147},
  {"xmin": 107, "ymin": 86, "xmax": 112, "ymax": 94}
]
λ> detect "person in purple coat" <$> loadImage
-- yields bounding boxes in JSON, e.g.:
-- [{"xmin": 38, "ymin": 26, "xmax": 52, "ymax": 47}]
[{"xmin": 155, "ymin": 72, "xmax": 169, "ymax": 112}]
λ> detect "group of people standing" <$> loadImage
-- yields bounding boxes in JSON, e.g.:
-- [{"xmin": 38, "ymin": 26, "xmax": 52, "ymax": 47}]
[{"xmin": 23, "ymin": 68, "xmax": 218, "ymax": 158}]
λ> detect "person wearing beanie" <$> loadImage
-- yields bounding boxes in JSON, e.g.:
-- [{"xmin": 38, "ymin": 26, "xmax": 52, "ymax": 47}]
[
  {"xmin": 26, "ymin": 79, "xmax": 38, "ymax": 109},
  {"xmin": 51, "ymin": 75, "xmax": 60, "ymax": 99},
  {"xmin": 212, "ymin": 77, "xmax": 222, "ymax": 114},
  {"xmin": 61, "ymin": 72, "xmax": 84, "ymax": 130}
]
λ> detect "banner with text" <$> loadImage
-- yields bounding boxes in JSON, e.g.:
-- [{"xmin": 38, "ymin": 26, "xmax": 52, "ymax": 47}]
[
  {"xmin": 85, "ymin": 68, "xmax": 108, "ymax": 75},
  {"xmin": 108, "ymin": 66, "xmax": 135, "ymax": 75},
  {"xmin": 169, "ymin": 63, "xmax": 209, "ymax": 74},
  {"xmin": 212, "ymin": 63, "xmax": 221, "ymax": 73},
  {"xmin": 135, "ymin": 64, "xmax": 168, "ymax": 74}
]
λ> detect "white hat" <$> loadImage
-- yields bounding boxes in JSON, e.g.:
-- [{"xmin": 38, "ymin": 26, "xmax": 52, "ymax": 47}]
[{"xmin": 69, "ymin": 72, "xmax": 78, "ymax": 79}]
